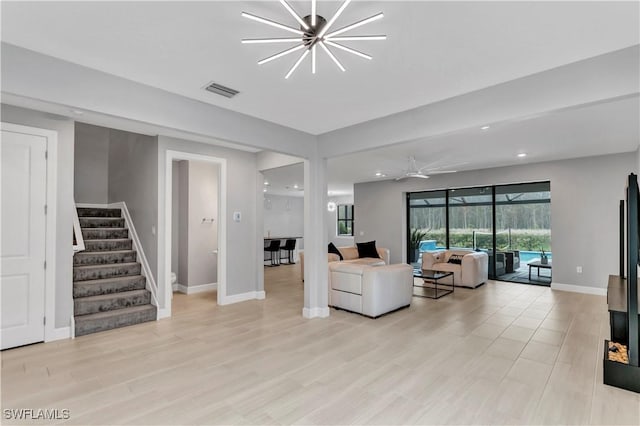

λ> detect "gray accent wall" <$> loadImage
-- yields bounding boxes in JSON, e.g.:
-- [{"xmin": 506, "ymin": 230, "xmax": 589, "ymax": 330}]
[
  {"xmin": 74, "ymin": 123, "xmax": 109, "ymax": 204},
  {"xmin": 354, "ymin": 152, "xmax": 636, "ymax": 290},
  {"xmin": 1, "ymin": 104, "xmax": 75, "ymax": 328},
  {"xmin": 108, "ymin": 129, "xmax": 159, "ymax": 281}
]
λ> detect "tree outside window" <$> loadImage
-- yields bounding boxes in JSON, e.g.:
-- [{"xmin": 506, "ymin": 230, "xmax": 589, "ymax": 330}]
[{"xmin": 337, "ymin": 204, "xmax": 354, "ymax": 236}]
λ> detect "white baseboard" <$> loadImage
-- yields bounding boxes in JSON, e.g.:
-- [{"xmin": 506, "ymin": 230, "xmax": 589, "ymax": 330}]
[
  {"xmin": 46, "ymin": 326, "xmax": 71, "ymax": 342},
  {"xmin": 173, "ymin": 283, "xmax": 217, "ymax": 294},
  {"xmin": 551, "ymin": 282, "xmax": 607, "ymax": 296},
  {"xmin": 219, "ymin": 290, "xmax": 265, "ymax": 305},
  {"xmin": 302, "ymin": 307, "xmax": 331, "ymax": 319}
]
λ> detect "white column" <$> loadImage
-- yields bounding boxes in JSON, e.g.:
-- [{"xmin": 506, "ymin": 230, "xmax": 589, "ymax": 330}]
[{"xmin": 303, "ymin": 155, "xmax": 329, "ymax": 318}]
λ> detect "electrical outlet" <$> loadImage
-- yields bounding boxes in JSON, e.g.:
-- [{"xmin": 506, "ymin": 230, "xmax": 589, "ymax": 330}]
[{"xmin": 576, "ymin": 266, "xmax": 582, "ymax": 274}]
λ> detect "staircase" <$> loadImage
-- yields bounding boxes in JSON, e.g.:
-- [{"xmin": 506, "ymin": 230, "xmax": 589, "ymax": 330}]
[{"xmin": 73, "ymin": 207, "xmax": 156, "ymax": 337}]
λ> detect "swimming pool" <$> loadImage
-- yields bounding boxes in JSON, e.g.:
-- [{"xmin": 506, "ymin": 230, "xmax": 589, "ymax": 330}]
[
  {"xmin": 519, "ymin": 250, "xmax": 552, "ymax": 263},
  {"xmin": 424, "ymin": 247, "xmax": 551, "ymax": 263}
]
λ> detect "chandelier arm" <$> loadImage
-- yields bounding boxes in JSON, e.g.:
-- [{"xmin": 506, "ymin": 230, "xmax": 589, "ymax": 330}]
[
  {"xmin": 319, "ymin": 41, "xmax": 345, "ymax": 72},
  {"xmin": 242, "ymin": 38, "xmax": 303, "ymax": 44},
  {"xmin": 279, "ymin": 0, "xmax": 310, "ymax": 30},
  {"xmin": 323, "ymin": 40, "xmax": 372, "ymax": 60},
  {"xmin": 312, "ymin": 44, "xmax": 317, "ymax": 74},
  {"xmin": 258, "ymin": 44, "xmax": 306, "ymax": 65},
  {"xmin": 327, "ymin": 35, "xmax": 387, "ymax": 42},
  {"xmin": 241, "ymin": 12, "xmax": 305, "ymax": 36},
  {"xmin": 317, "ymin": 0, "xmax": 352, "ymax": 38},
  {"xmin": 285, "ymin": 49, "xmax": 311, "ymax": 79},
  {"xmin": 324, "ymin": 13, "xmax": 384, "ymax": 39}
]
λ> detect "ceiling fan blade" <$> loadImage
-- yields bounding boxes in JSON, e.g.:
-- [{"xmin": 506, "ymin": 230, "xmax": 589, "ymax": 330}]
[
  {"xmin": 413, "ymin": 174, "xmax": 430, "ymax": 179},
  {"xmin": 427, "ymin": 170, "xmax": 457, "ymax": 174}
]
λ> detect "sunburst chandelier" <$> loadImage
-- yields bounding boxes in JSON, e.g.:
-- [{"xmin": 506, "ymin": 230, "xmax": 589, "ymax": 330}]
[{"xmin": 242, "ymin": 0, "xmax": 386, "ymax": 79}]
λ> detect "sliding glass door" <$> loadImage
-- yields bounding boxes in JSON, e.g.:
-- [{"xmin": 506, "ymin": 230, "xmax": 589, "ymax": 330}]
[
  {"xmin": 495, "ymin": 182, "xmax": 551, "ymax": 283},
  {"xmin": 407, "ymin": 181, "xmax": 551, "ymax": 285},
  {"xmin": 407, "ymin": 190, "xmax": 446, "ymax": 267}
]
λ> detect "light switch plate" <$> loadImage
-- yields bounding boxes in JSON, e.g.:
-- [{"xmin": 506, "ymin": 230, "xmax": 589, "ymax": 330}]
[{"xmin": 233, "ymin": 211, "xmax": 241, "ymax": 222}]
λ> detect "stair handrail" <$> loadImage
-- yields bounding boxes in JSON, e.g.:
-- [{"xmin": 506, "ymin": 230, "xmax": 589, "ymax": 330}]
[
  {"xmin": 113, "ymin": 201, "xmax": 160, "ymax": 314},
  {"xmin": 72, "ymin": 199, "xmax": 85, "ymax": 254}
]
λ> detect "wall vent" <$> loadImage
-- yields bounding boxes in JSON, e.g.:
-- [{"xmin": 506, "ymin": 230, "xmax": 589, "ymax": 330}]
[{"xmin": 204, "ymin": 82, "xmax": 240, "ymax": 98}]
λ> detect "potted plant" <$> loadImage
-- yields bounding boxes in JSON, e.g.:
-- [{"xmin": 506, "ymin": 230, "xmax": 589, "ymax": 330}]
[
  {"xmin": 540, "ymin": 248, "xmax": 549, "ymax": 265},
  {"xmin": 410, "ymin": 228, "xmax": 428, "ymax": 263}
]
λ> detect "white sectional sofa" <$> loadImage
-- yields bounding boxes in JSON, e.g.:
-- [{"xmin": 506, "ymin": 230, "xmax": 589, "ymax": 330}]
[
  {"xmin": 299, "ymin": 245, "xmax": 390, "ymax": 279},
  {"xmin": 421, "ymin": 249, "xmax": 488, "ymax": 288},
  {"xmin": 329, "ymin": 262, "xmax": 413, "ymax": 318}
]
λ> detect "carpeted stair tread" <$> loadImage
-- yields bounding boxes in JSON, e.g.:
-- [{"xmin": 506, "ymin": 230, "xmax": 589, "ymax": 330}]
[
  {"xmin": 77, "ymin": 208, "xmax": 122, "ymax": 218},
  {"xmin": 74, "ymin": 289, "xmax": 151, "ymax": 315},
  {"xmin": 82, "ymin": 228, "xmax": 129, "ymax": 240},
  {"xmin": 84, "ymin": 239, "xmax": 132, "ymax": 252},
  {"xmin": 73, "ymin": 275, "xmax": 146, "ymax": 298},
  {"xmin": 73, "ymin": 250, "xmax": 137, "ymax": 266},
  {"xmin": 74, "ymin": 305, "xmax": 156, "ymax": 337},
  {"xmin": 79, "ymin": 217, "xmax": 125, "ymax": 228},
  {"xmin": 73, "ymin": 262, "xmax": 141, "ymax": 281},
  {"xmin": 74, "ymin": 205, "xmax": 155, "ymax": 336}
]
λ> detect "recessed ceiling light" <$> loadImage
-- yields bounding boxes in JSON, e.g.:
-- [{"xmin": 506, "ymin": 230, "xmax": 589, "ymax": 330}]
[
  {"xmin": 518, "ymin": 153, "xmax": 527, "ymax": 158},
  {"xmin": 375, "ymin": 172, "xmax": 382, "ymax": 177},
  {"xmin": 481, "ymin": 125, "xmax": 490, "ymax": 130},
  {"xmin": 72, "ymin": 110, "xmax": 84, "ymax": 115},
  {"xmin": 293, "ymin": 184, "xmax": 299, "ymax": 189},
  {"xmin": 264, "ymin": 181, "xmax": 269, "ymax": 185},
  {"xmin": 263, "ymin": 188, "xmax": 268, "ymax": 192}
]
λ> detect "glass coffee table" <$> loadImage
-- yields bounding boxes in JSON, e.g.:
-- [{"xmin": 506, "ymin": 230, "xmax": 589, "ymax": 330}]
[{"xmin": 413, "ymin": 269, "xmax": 454, "ymax": 299}]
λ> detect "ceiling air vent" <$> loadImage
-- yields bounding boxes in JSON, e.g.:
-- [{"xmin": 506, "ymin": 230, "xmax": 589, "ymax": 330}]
[{"xmin": 204, "ymin": 82, "xmax": 240, "ymax": 98}]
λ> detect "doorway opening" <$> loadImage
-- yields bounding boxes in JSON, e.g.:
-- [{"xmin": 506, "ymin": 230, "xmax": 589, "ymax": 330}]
[{"xmin": 164, "ymin": 151, "xmax": 226, "ymax": 313}]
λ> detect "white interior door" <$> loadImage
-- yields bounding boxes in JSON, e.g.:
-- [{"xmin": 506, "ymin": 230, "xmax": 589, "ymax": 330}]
[{"xmin": 1, "ymin": 127, "xmax": 47, "ymax": 350}]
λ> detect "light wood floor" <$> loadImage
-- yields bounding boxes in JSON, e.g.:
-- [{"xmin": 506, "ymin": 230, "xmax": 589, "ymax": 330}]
[{"xmin": 2, "ymin": 264, "xmax": 640, "ymax": 425}]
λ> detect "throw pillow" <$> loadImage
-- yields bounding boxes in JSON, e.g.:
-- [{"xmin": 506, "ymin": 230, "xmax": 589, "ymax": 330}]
[
  {"xmin": 356, "ymin": 241, "xmax": 380, "ymax": 259},
  {"xmin": 328, "ymin": 242, "xmax": 344, "ymax": 261},
  {"xmin": 448, "ymin": 254, "xmax": 465, "ymax": 265}
]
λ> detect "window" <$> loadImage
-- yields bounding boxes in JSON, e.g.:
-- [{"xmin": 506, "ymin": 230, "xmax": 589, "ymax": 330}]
[
  {"xmin": 407, "ymin": 181, "xmax": 551, "ymax": 285},
  {"xmin": 337, "ymin": 204, "xmax": 354, "ymax": 236}
]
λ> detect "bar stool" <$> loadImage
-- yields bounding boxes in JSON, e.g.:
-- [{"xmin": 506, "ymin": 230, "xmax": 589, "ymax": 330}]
[
  {"xmin": 264, "ymin": 239, "xmax": 281, "ymax": 266},
  {"xmin": 280, "ymin": 239, "xmax": 297, "ymax": 264}
]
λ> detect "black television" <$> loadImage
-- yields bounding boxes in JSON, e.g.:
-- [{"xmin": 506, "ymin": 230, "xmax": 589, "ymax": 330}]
[{"xmin": 605, "ymin": 173, "xmax": 640, "ymax": 393}]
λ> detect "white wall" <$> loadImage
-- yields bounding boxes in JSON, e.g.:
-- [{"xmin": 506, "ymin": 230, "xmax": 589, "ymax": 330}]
[
  {"xmin": 328, "ymin": 195, "xmax": 354, "ymax": 247},
  {"xmin": 186, "ymin": 160, "xmax": 219, "ymax": 286},
  {"xmin": 1, "ymin": 104, "xmax": 75, "ymax": 329},
  {"xmin": 263, "ymin": 194, "xmax": 304, "ymax": 246},
  {"xmin": 354, "ymin": 152, "xmax": 635, "ymax": 290},
  {"xmin": 158, "ymin": 136, "xmax": 259, "ymax": 299},
  {"xmin": 74, "ymin": 122, "xmax": 109, "ymax": 204},
  {"xmin": 108, "ymin": 129, "xmax": 159, "ymax": 280}
]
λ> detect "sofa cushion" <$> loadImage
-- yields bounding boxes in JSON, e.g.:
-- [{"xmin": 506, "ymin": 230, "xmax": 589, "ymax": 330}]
[
  {"xmin": 328, "ymin": 242, "xmax": 344, "ymax": 260},
  {"xmin": 344, "ymin": 258, "xmax": 386, "ymax": 267},
  {"xmin": 356, "ymin": 241, "xmax": 380, "ymax": 259},
  {"xmin": 448, "ymin": 254, "xmax": 464, "ymax": 264}
]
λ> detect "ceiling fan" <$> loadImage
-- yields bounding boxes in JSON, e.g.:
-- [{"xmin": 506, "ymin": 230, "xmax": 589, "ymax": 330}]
[{"xmin": 393, "ymin": 156, "xmax": 459, "ymax": 181}]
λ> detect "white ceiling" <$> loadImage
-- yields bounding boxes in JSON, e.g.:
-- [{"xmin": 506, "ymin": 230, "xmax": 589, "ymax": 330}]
[
  {"xmin": 2, "ymin": 1, "xmax": 638, "ymax": 135},
  {"xmin": 1, "ymin": 1, "xmax": 639, "ymax": 197}
]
